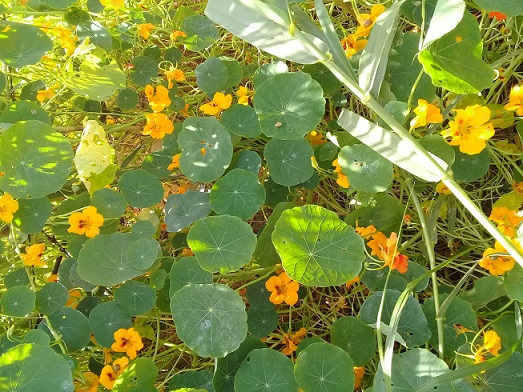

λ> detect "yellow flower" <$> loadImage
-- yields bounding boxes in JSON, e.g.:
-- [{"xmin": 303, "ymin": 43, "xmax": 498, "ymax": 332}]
[
  {"xmin": 111, "ymin": 328, "xmax": 143, "ymax": 359},
  {"xmin": 265, "ymin": 272, "xmax": 300, "ymax": 306},
  {"xmin": 144, "ymin": 84, "xmax": 171, "ymax": 112},
  {"xmin": 441, "ymin": 105, "xmax": 495, "ymax": 155},
  {"xmin": 306, "ymin": 130, "xmax": 326, "ymax": 146},
  {"xmin": 480, "ymin": 239, "xmax": 520, "ymax": 275},
  {"xmin": 354, "ymin": 4, "xmax": 386, "ymax": 37},
  {"xmin": 142, "ymin": 113, "xmax": 174, "ymax": 139},
  {"xmin": 20, "ymin": 243, "xmax": 46, "ymax": 267},
  {"xmin": 170, "ymin": 30, "xmax": 187, "ymax": 41},
  {"xmin": 489, "ymin": 206, "xmax": 523, "ymax": 238},
  {"xmin": 236, "ymin": 86, "xmax": 251, "ymax": 105},
  {"xmin": 54, "ymin": 27, "xmax": 77, "ymax": 55},
  {"xmin": 67, "ymin": 206, "xmax": 104, "ymax": 238},
  {"xmin": 167, "ymin": 154, "xmax": 181, "ymax": 171},
  {"xmin": 355, "ymin": 224, "xmax": 377, "ymax": 239},
  {"xmin": 410, "ymin": 99, "xmax": 443, "ymax": 129},
  {"xmin": 46, "ymin": 273, "xmax": 58, "ymax": 283},
  {"xmin": 281, "ymin": 328, "xmax": 306, "ymax": 355},
  {"xmin": 137, "ymin": 23, "xmax": 155, "ymax": 39},
  {"xmin": 66, "ymin": 288, "xmax": 83, "ymax": 309},
  {"xmin": 100, "ymin": 0, "xmax": 124, "ymax": 8},
  {"xmin": 504, "ymin": 85, "xmax": 523, "ymax": 116},
  {"xmin": 354, "ymin": 366, "xmax": 365, "ymax": 389},
  {"xmin": 0, "ymin": 193, "xmax": 19, "ymax": 223},
  {"xmin": 37, "ymin": 87, "xmax": 55, "ymax": 103},
  {"xmin": 99, "ymin": 357, "xmax": 128, "ymax": 390},
  {"xmin": 332, "ymin": 159, "xmax": 350, "ymax": 188},
  {"xmin": 340, "ymin": 34, "xmax": 367, "ymax": 59},
  {"xmin": 473, "ymin": 330, "xmax": 501, "ymax": 364},
  {"xmin": 77, "ymin": 372, "xmax": 100, "ymax": 392},
  {"xmin": 199, "ymin": 92, "xmax": 233, "ymax": 116},
  {"xmin": 436, "ymin": 181, "xmax": 452, "ymax": 195},
  {"xmin": 164, "ymin": 68, "xmax": 185, "ymax": 89},
  {"xmin": 367, "ymin": 232, "xmax": 409, "ymax": 274}
]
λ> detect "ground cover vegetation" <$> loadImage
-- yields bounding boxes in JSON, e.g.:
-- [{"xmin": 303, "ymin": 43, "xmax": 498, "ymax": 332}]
[{"xmin": 1, "ymin": 0, "xmax": 523, "ymax": 391}]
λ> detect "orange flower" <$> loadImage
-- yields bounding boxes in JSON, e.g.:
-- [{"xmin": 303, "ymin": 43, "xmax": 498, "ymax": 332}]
[
  {"xmin": 46, "ymin": 273, "xmax": 58, "ymax": 283},
  {"xmin": 354, "ymin": 366, "xmax": 365, "ymax": 389},
  {"xmin": 410, "ymin": 99, "xmax": 443, "ymax": 129},
  {"xmin": 0, "ymin": 193, "xmax": 19, "ymax": 223},
  {"xmin": 367, "ymin": 232, "xmax": 409, "ymax": 273},
  {"xmin": 340, "ymin": 34, "xmax": 367, "ymax": 59},
  {"xmin": 111, "ymin": 328, "xmax": 143, "ymax": 359},
  {"xmin": 236, "ymin": 86, "xmax": 251, "ymax": 105},
  {"xmin": 265, "ymin": 272, "xmax": 300, "ymax": 306},
  {"xmin": 37, "ymin": 87, "xmax": 55, "ymax": 102},
  {"xmin": 489, "ymin": 206, "xmax": 523, "ymax": 238},
  {"xmin": 165, "ymin": 68, "xmax": 185, "ymax": 89},
  {"xmin": 480, "ymin": 239, "xmax": 520, "ymax": 275},
  {"xmin": 167, "ymin": 154, "xmax": 181, "ymax": 171},
  {"xmin": 504, "ymin": 85, "xmax": 523, "ymax": 116},
  {"xmin": 170, "ymin": 30, "xmax": 187, "ymax": 41},
  {"xmin": 142, "ymin": 113, "xmax": 174, "ymax": 139},
  {"xmin": 332, "ymin": 159, "xmax": 350, "ymax": 188},
  {"xmin": 199, "ymin": 92, "xmax": 232, "ymax": 116},
  {"xmin": 356, "ymin": 4, "xmax": 386, "ymax": 36},
  {"xmin": 77, "ymin": 372, "xmax": 100, "ymax": 392},
  {"xmin": 345, "ymin": 276, "xmax": 360, "ymax": 289},
  {"xmin": 66, "ymin": 289, "xmax": 83, "ymax": 309},
  {"xmin": 68, "ymin": 206, "xmax": 104, "ymax": 238},
  {"xmin": 355, "ymin": 224, "xmax": 377, "ymax": 239},
  {"xmin": 489, "ymin": 11, "xmax": 506, "ymax": 21},
  {"xmin": 20, "ymin": 243, "xmax": 46, "ymax": 267},
  {"xmin": 281, "ymin": 328, "xmax": 306, "ymax": 355},
  {"xmin": 306, "ymin": 130, "xmax": 326, "ymax": 146},
  {"xmin": 100, "ymin": 0, "xmax": 124, "ymax": 8},
  {"xmin": 99, "ymin": 357, "xmax": 129, "ymax": 390},
  {"xmin": 473, "ymin": 330, "xmax": 501, "ymax": 364},
  {"xmin": 137, "ymin": 23, "xmax": 155, "ymax": 39},
  {"xmin": 144, "ymin": 84, "xmax": 171, "ymax": 112}
]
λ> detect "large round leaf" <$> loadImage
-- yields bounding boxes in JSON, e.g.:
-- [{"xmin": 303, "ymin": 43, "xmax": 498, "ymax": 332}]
[
  {"xmin": 272, "ymin": 205, "xmax": 364, "ymax": 286},
  {"xmin": 221, "ymin": 105, "xmax": 261, "ymax": 138},
  {"xmin": 77, "ymin": 233, "xmax": 145, "ymax": 286},
  {"xmin": 35, "ymin": 282, "xmax": 69, "ymax": 316},
  {"xmin": 0, "ymin": 21, "xmax": 53, "ymax": 68},
  {"xmin": 331, "ymin": 316, "xmax": 376, "ymax": 366},
  {"xmin": 114, "ymin": 280, "xmax": 156, "ymax": 316},
  {"xmin": 178, "ymin": 117, "xmax": 233, "ymax": 183},
  {"xmin": 234, "ymin": 348, "xmax": 299, "ymax": 392},
  {"xmin": 118, "ymin": 169, "xmax": 164, "ymax": 208},
  {"xmin": 169, "ymin": 256, "xmax": 213, "ymax": 296},
  {"xmin": 195, "ymin": 57, "xmax": 228, "ymax": 95},
  {"xmin": 254, "ymin": 72, "xmax": 325, "ymax": 139},
  {"xmin": 170, "ymin": 284, "xmax": 248, "ymax": 358},
  {"xmin": 187, "ymin": 215, "xmax": 256, "ymax": 273},
  {"xmin": 338, "ymin": 144, "xmax": 394, "ymax": 193},
  {"xmin": 12, "ymin": 197, "xmax": 52, "ymax": 234},
  {"xmin": 1, "ymin": 286, "xmax": 35, "ymax": 317},
  {"xmin": 0, "ymin": 101, "xmax": 51, "ymax": 125},
  {"xmin": 294, "ymin": 342, "xmax": 354, "ymax": 392},
  {"xmin": 264, "ymin": 138, "xmax": 314, "ymax": 186},
  {"xmin": 89, "ymin": 301, "xmax": 132, "ymax": 347},
  {"xmin": 164, "ymin": 190, "xmax": 212, "ymax": 233},
  {"xmin": 0, "ymin": 121, "xmax": 74, "ymax": 198},
  {"xmin": 210, "ymin": 169, "xmax": 266, "ymax": 219},
  {"xmin": 0, "ymin": 343, "xmax": 74, "ymax": 392},
  {"xmin": 40, "ymin": 307, "xmax": 91, "ymax": 352}
]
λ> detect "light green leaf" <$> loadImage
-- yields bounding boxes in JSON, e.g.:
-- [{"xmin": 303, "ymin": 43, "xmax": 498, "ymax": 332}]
[
  {"xmin": 170, "ymin": 284, "xmax": 248, "ymax": 358},
  {"xmin": 179, "ymin": 117, "xmax": 233, "ymax": 183},
  {"xmin": 89, "ymin": 302, "xmax": 132, "ymax": 347},
  {"xmin": 40, "ymin": 0, "xmax": 76, "ymax": 9},
  {"xmin": 422, "ymin": 0, "xmax": 466, "ymax": 48},
  {"xmin": 272, "ymin": 205, "xmax": 364, "ymax": 286},
  {"xmin": 0, "ymin": 101, "xmax": 51, "ymax": 125},
  {"xmin": 114, "ymin": 357, "xmax": 159, "ymax": 392},
  {"xmin": 234, "ymin": 348, "xmax": 299, "ymax": 392},
  {"xmin": 74, "ymin": 120, "xmax": 113, "ymax": 179},
  {"xmin": 65, "ymin": 60, "xmax": 126, "ymax": 101},
  {"xmin": 0, "ymin": 121, "xmax": 74, "ymax": 199},
  {"xmin": 254, "ymin": 72, "xmax": 325, "ymax": 139},
  {"xmin": 0, "ymin": 21, "xmax": 53, "ymax": 68},
  {"xmin": 295, "ymin": 342, "xmax": 354, "ymax": 392},
  {"xmin": 1, "ymin": 286, "xmax": 35, "ymax": 317},
  {"xmin": 0, "ymin": 344, "xmax": 73, "ymax": 392},
  {"xmin": 187, "ymin": 215, "xmax": 256, "ymax": 273},
  {"xmin": 12, "ymin": 197, "xmax": 52, "ymax": 234},
  {"xmin": 264, "ymin": 138, "xmax": 314, "ymax": 186},
  {"xmin": 118, "ymin": 169, "xmax": 164, "ymax": 208},
  {"xmin": 164, "ymin": 190, "xmax": 212, "ymax": 233}
]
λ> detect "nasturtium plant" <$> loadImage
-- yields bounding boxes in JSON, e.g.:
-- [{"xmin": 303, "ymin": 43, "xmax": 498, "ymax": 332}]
[
  {"xmin": 0, "ymin": 21, "xmax": 53, "ymax": 67},
  {"xmin": 40, "ymin": 307, "xmax": 91, "ymax": 352},
  {"xmin": 264, "ymin": 138, "xmax": 315, "ymax": 186},
  {"xmin": 164, "ymin": 190, "xmax": 212, "ymax": 233}
]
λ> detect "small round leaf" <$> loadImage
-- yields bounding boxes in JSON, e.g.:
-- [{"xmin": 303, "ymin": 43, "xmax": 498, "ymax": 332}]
[
  {"xmin": 116, "ymin": 88, "xmax": 139, "ymax": 110},
  {"xmin": 42, "ymin": 307, "xmax": 91, "ymax": 351},
  {"xmin": 127, "ymin": 237, "xmax": 161, "ymax": 270},
  {"xmin": 264, "ymin": 138, "xmax": 314, "ymax": 186},
  {"xmin": 91, "ymin": 188, "xmax": 127, "ymax": 219},
  {"xmin": 118, "ymin": 169, "xmax": 164, "ymax": 208},
  {"xmin": 35, "ymin": 282, "xmax": 69, "ymax": 315},
  {"xmin": 169, "ymin": 256, "xmax": 213, "ymax": 296},
  {"xmin": 130, "ymin": 56, "xmax": 158, "ymax": 87},
  {"xmin": 331, "ymin": 316, "xmax": 376, "ymax": 366},
  {"xmin": 4, "ymin": 268, "xmax": 30, "ymax": 288},
  {"xmin": 164, "ymin": 190, "xmax": 212, "ymax": 233},
  {"xmin": 114, "ymin": 280, "xmax": 156, "ymax": 316},
  {"xmin": 229, "ymin": 150, "xmax": 262, "ymax": 174},
  {"xmin": 89, "ymin": 301, "xmax": 132, "ymax": 347},
  {"xmin": 221, "ymin": 105, "xmax": 261, "ymax": 138},
  {"xmin": 195, "ymin": 57, "xmax": 228, "ymax": 95},
  {"xmin": 12, "ymin": 197, "xmax": 52, "ymax": 234},
  {"xmin": 1, "ymin": 286, "xmax": 35, "ymax": 317}
]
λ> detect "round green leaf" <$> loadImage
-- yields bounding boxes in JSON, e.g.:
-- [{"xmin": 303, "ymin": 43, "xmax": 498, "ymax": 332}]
[
  {"xmin": 41, "ymin": 307, "xmax": 91, "ymax": 352},
  {"xmin": 0, "ymin": 344, "xmax": 74, "ymax": 392},
  {"xmin": 247, "ymin": 308, "xmax": 278, "ymax": 338},
  {"xmin": 187, "ymin": 215, "xmax": 257, "ymax": 273},
  {"xmin": 169, "ymin": 370, "xmax": 214, "ymax": 392},
  {"xmin": 331, "ymin": 316, "xmax": 376, "ymax": 366},
  {"xmin": 181, "ymin": 15, "xmax": 219, "ymax": 51},
  {"xmin": 451, "ymin": 147, "xmax": 490, "ymax": 182},
  {"xmin": 77, "ymin": 21, "xmax": 112, "ymax": 52},
  {"xmin": 169, "ymin": 256, "xmax": 213, "ymax": 296},
  {"xmin": 195, "ymin": 57, "xmax": 228, "ymax": 95},
  {"xmin": 127, "ymin": 237, "xmax": 160, "ymax": 270},
  {"xmin": 40, "ymin": 0, "xmax": 76, "ymax": 9},
  {"xmin": 272, "ymin": 205, "xmax": 364, "ymax": 286},
  {"xmin": 505, "ymin": 264, "xmax": 523, "ymax": 301},
  {"xmin": 164, "ymin": 190, "xmax": 212, "ymax": 233},
  {"xmin": 360, "ymin": 290, "xmax": 431, "ymax": 347},
  {"xmin": 0, "ymin": 21, "xmax": 53, "ymax": 68},
  {"xmin": 141, "ymin": 150, "xmax": 173, "ymax": 179},
  {"xmin": 210, "ymin": 169, "xmax": 266, "ymax": 219},
  {"xmin": 57, "ymin": 258, "xmax": 96, "ymax": 292},
  {"xmin": 91, "ymin": 188, "xmax": 126, "ymax": 219},
  {"xmin": 0, "ymin": 101, "xmax": 51, "ymax": 125},
  {"xmin": 253, "ymin": 61, "xmax": 288, "ymax": 88},
  {"xmin": 229, "ymin": 150, "xmax": 262, "ymax": 174},
  {"xmin": 118, "ymin": 169, "xmax": 164, "ymax": 208},
  {"xmin": 220, "ymin": 57, "xmax": 243, "ymax": 88},
  {"xmin": 303, "ymin": 63, "xmax": 342, "ymax": 95},
  {"xmin": 459, "ymin": 276, "xmax": 506, "ymax": 311},
  {"xmin": 89, "ymin": 301, "xmax": 132, "ymax": 347},
  {"xmin": 245, "ymin": 278, "xmax": 274, "ymax": 311},
  {"xmin": 0, "ymin": 120, "xmax": 74, "ymax": 199},
  {"xmin": 77, "ymin": 233, "xmax": 145, "ymax": 286},
  {"xmin": 254, "ymin": 72, "xmax": 325, "ymax": 139},
  {"xmin": 221, "ymin": 104, "xmax": 262, "ymax": 138},
  {"xmin": 35, "ymin": 282, "xmax": 69, "ymax": 315},
  {"xmin": 338, "ymin": 144, "xmax": 394, "ymax": 193},
  {"xmin": 22, "ymin": 329, "xmax": 51, "ymax": 346},
  {"xmin": 130, "ymin": 220, "xmax": 157, "ymax": 239},
  {"xmin": 294, "ymin": 342, "xmax": 354, "ymax": 392},
  {"xmin": 5, "ymin": 268, "xmax": 30, "ymax": 289},
  {"xmin": 116, "ymin": 88, "xmax": 139, "ymax": 110},
  {"xmin": 419, "ymin": 135, "xmax": 455, "ymax": 167},
  {"xmin": 12, "ymin": 197, "xmax": 52, "ymax": 234},
  {"xmin": 114, "ymin": 280, "xmax": 156, "ymax": 316},
  {"xmin": 345, "ymin": 193, "xmax": 405, "ymax": 234},
  {"xmin": 114, "ymin": 357, "xmax": 158, "ymax": 392},
  {"xmin": 130, "ymin": 56, "xmax": 158, "ymax": 87},
  {"xmin": 179, "ymin": 117, "xmax": 233, "ymax": 183},
  {"xmin": 264, "ymin": 138, "xmax": 314, "ymax": 186},
  {"xmin": 235, "ymin": 348, "xmax": 299, "ymax": 392},
  {"xmin": 1, "ymin": 286, "xmax": 35, "ymax": 317},
  {"xmin": 164, "ymin": 47, "xmax": 182, "ymax": 64},
  {"xmin": 170, "ymin": 284, "xmax": 248, "ymax": 358},
  {"xmin": 264, "ymin": 179, "xmax": 291, "ymax": 208}
]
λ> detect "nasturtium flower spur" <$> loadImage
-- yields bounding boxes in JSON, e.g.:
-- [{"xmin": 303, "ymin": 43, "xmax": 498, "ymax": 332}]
[
  {"xmin": 281, "ymin": 328, "xmax": 306, "ymax": 355},
  {"xmin": 165, "ymin": 67, "xmax": 185, "ymax": 89},
  {"xmin": 144, "ymin": 84, "xmax": 171, "ymax": 112},
  {"xmin": 99, "ymin": 357, "xmax": 129, "ymax": 390},
  {"xmin": 236, "ymin": 85, "xmax": 251, "ymax": 105},
  {"xmin": 410, "ymin": 99, "xmax": 443, "ymax": 129},
  {"xmin": 199, "ymin": 92, "xmax": 233, "ymax": 116},
  {"xmin": 441, "ymin": 105, "xmax": 495, "ymax": 155},
  {"xmin": 504, "ymin": 85, "xmax": 523, "ymax": 116},
  {"xmin": 480, "ymin": 239, "xmax": 521, "ymax": 275},
  {"xmin": 265, "ymin": 271, "xmax": 300, "ymax": 305},
  {"xmin": 340, "ymin": 34, "xmax": 367, "ymax": 59},
  {"xmin": 111, "ymin": 327, "xmax": 143, "ymax": 359},
  {"xmin": 0, "ymin": 192, "xmax": 19, "ymax": 223},
  {"xmin": 472, "ymin": 330, "xmax": 501, "ymax": 364},
  {"xmin": 142, "ymin": 113, "xmax": 174, "ymax": 139},
  {"xmin": 20, "ymin": 243, "xmax": 46, "ymax": 267},
  {"xmin": 137, "ymin": 23, "xmax": 155, "ymax": 39},
  {"xmin": 68, "ymin": 206, "xmax": 104, "ymax": 238}
]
